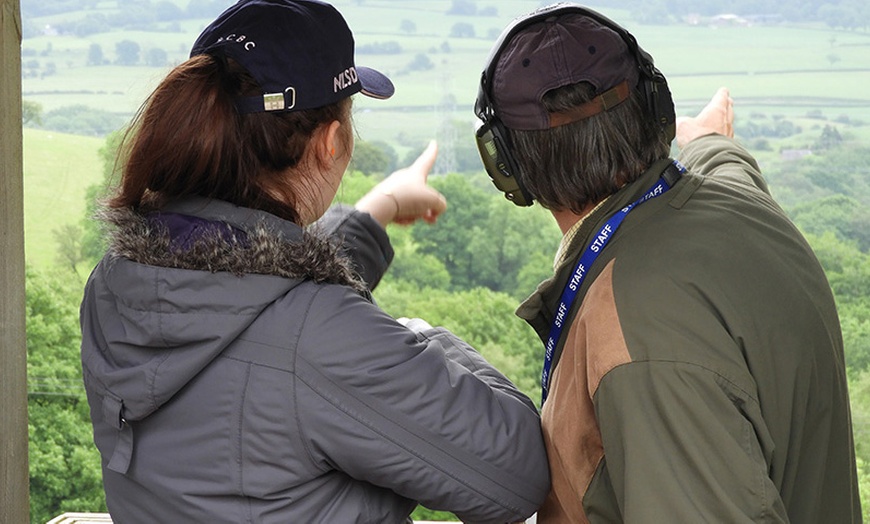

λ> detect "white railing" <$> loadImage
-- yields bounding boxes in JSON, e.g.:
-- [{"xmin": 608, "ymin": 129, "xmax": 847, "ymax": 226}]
[{"xmin": 47, "ymin": 514, "xmax": 467, "ymax": 524}]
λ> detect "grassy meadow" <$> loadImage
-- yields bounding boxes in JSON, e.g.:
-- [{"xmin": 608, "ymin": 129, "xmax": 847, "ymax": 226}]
[
  {"xmin": 23, "ymin": 129, "xmax": 104, "ymax": 268},
  {"xmin": 20, "ymin": 0, "xmax": 870, "ymax": 267}
]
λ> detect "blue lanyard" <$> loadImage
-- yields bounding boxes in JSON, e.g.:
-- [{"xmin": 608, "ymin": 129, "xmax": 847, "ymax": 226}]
[{"xmin": 541, "ymin": 161, "xmax": 685, "ymax": 404}]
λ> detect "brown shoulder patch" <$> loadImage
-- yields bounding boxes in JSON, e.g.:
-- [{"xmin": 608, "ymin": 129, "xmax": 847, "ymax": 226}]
[
  {"xmin": 579, "ymin": 259, "xmax": 632, "ymax": 397},
  {"xmin": 538, "ymin": 259, "xmax": 630, "ymax": 523}
]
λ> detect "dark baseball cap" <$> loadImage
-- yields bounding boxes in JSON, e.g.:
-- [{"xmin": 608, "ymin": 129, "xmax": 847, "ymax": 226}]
[
  {"xmin": 190, "ymin": 0, "xmax": 394, "ymax": 114},
  {"xmin": 491, "ymin": 12, "xmax": 639, "ymax": 130}
]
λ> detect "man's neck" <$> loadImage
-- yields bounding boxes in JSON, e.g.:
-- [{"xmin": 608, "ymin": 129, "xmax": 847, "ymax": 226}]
[{"xmin": 551, "ymin": 200, "xmax": 603, "ymax": 235}]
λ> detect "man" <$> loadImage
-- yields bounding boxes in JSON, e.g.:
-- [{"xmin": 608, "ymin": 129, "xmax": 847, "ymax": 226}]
[{"xmin": 474, "ymin": 4, "xmax": 860, "ymax": 522}]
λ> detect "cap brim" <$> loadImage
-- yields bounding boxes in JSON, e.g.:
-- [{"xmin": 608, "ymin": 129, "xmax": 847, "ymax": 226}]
[{"xmin": 357, "ymin": 66, "xmax": 394, "ymax": 100}]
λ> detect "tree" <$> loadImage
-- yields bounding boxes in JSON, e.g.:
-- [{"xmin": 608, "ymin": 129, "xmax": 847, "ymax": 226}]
[
  {"xmin": 814, "ymin": 124, "xmax": 843, "ymax": 151},
  {"xmin": 449, "ymin": 22, "xmax": 476, "ymax": 38},
  {"xmin": 411, "ymin": 174, "xmax": 492, "ymax": 290},
  {"xmin": 765, "ymin": 145, "xmax": 870, "ymax": 211},
  {"xmin": 850, "ymin": 371, "xmax": 870, "ymax": 469},
  {"xmin": 399, "ymin": 19, "xmax": 416, "ymax": 34},
  {"xmin": 382, "ymin": 225, "xmax": 452, "ymax": 291},
  {"xmin": 857, "ymin": 451, "xmax": 870, "ymax": 523},
  {"xmin": 478, "ymin": 6, "xmax": 497, "ymax": 16},
  {"xmin": 466, "ymin": 200, "xmax": 560, "ymax": 296},
  {"xmin": 22, "ymin": 100, "xmax": 43, "ymax": 126},
  {"xmin": 110, "ymin": 3, "xmax": 158, "ymax": 29},
  {"xmin": 370, "ymin": 140, "xmax": 398, "ymax": 173},
  {"xmin": 26, "ymin": 267, "xmax": 107, "ymax": 523},
  {"xmin": 410, "ymin": 171, "xmax": 561, "ymax": 295},
  {"xmin": 516, "ymin": 251, "xmax": 557, "ymax": 297},
  {"xmin": 86, "ymin": 43, "xmax": 104, "ymax": 66},
  {"xmin": 74, "ymin": 14, "xmax": 110, "ymax": 37},
  {"xmin": 350, "ymin": 140, "xmax": 392, "ymax": 175},
  {"xmin": 819, "ymin": 3, "xmax": 859, "ymax": 30},
  {"xmin": 145, "ymin": 47, "xmax": 169, "ymax": 67},
  {"xmin": 115, "ymin": 40, "xmax": 141, "ymax": 66},
  {"xmin": 40, "ymin": 105, "xmax": 127, "ymax": 136},
  {"xmin": 155, "ymin": 0, "xmax": 184, "ymax": 21},
  {"xmin": 42, "ymin": 62, "xmax": 57, "ymax": 77},
  {"xmin": 406, "ymin": 53, "xmax": 434, "ymax": 71},
  {"xmin": 840, "ymin": 302, "xmax": 870, "ymax": 374},
  {"xmin": 52, "ymin": 224, "xmax": 86, "ymax": 276},
  {"xmin": 789, "ymin": 194, "xmax": 870, "ymax": 252},
  {"xmin": 803, "ymin": 231, "xmax": 870, "ymax": 373},
  {"xmin": 357, "ymin": 41, "xmax": 402, "ymax": 55},
  {"xmin": 447, "ymin": 0, "xmax": 476, "ymax": 15}
]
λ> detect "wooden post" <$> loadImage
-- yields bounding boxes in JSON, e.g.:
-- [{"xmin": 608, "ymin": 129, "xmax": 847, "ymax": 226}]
[{"xmin": 0, "ymin": 0, "xmax": 30, "ymax": 523}]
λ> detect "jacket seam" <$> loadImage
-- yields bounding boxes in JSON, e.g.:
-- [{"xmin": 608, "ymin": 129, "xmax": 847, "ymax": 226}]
[
  {"xmin": 596, "ymin": 359, "xmax": 771, "ymax": 519},
  {"xmin": 291, "ymin": 285, "xmax": 326, "ymax": 471},
  {"xmin": 597, "ymin": 358, "xmax": 759, "ymax": 406},
  {"xmin": 749, "ymin": 413, "xmax": 770, "ymax": 521},
  {"xmin": 222, "ymin": 338, "xmax": 293, "ymax": 371},
  {"xmin": 149, "ymin": 268, "xmax": 173, "ymax": 413},
  {"xmin": 114, "ymin": 304, "xmax": 262, "ymax": 316},
  {"xmin": 293, "ymin": 362, "xmax": 526, "ymax": 516},
  {"xmin": 236, "ymin": 362, "xmax": 252, "ymax": 497},
  {"xmin": 418, "ymin": 327, "xmax": 483, "ymax": 372}
]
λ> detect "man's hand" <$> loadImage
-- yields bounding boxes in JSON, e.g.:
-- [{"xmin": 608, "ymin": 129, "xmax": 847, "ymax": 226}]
[{"xmin": 675, "ymin": 87, "xmax": 734, "ymax": 149}]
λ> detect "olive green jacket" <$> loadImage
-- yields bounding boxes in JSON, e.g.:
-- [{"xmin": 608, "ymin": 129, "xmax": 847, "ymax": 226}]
[{"xmin": 518, "ymin": 135, "xmax": 860, "ymax": 523}]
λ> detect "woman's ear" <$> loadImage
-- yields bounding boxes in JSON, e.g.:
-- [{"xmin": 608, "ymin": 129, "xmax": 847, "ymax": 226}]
[{"xmin": 314, "ymin": 120, "xmax": 343, "ymax": 167}]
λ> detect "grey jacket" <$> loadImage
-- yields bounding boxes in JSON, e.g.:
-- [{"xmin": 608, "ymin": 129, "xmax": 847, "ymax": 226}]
[{"xmin": 80, "ymin": 197, "xmax": 550, "ymax": 524}]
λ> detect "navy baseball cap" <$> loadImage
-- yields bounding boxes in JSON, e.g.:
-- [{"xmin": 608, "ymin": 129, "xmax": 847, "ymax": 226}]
[{"xmin": 190, "ymin": 0, "xmax": 395, "ymax": 114}]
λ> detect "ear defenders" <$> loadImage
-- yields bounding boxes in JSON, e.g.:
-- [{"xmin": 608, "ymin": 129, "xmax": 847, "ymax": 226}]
[{"xmin": 474, "ymin": 3, "xmax": 676, "ymax": 207}]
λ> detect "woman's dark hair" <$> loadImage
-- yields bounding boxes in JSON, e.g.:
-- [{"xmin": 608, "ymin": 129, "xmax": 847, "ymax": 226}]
[
  {"xmin": 109, "ymin": 54, "xmax": 352, "ymax": 223},
  {"xmin": 508, "ymin": 81, "xmax": 670, "ymax": 214}
]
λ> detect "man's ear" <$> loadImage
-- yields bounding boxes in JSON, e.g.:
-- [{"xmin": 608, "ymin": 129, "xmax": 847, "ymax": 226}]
[{"xmin": 314, "ymin": 120, "xmax": 343, "ymax": 166}]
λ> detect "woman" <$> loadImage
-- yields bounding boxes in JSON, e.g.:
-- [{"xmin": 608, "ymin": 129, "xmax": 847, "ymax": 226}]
[{"xmin": 79, "ymin": 1, "xmax": 549, "ymax": 522}]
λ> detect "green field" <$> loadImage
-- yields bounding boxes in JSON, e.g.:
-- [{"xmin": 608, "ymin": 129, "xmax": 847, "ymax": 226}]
[
  {"xmin": 20, "ymin": 0, "xmax": 870, "ymax": 266},
  {"xmin": 23, "ymin": 129, "xmax": 104, "ymax": 267},
  {"xmin": 23, "ymin": 2, "xmax": 870, "ymax": 113}
]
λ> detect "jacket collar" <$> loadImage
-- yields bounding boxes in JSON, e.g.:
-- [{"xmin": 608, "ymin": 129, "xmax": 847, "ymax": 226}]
[
  {"xmin": 516, "ymin": 158, "xmax": 678, "ymax": 339},
  {"xmin": 100, "ymin": 196, "xmax": 366, "ymax": 292}
]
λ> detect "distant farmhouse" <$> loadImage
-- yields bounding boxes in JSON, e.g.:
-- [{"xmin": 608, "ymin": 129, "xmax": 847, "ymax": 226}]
[{"xmin": 684, "ymin": 13, "xmax": 784, "ymax": 27}]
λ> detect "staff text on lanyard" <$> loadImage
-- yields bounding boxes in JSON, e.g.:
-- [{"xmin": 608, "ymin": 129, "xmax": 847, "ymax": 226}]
[{"xmin": 541, "ymin": 161, "xmax": 686, "ymax": 404}]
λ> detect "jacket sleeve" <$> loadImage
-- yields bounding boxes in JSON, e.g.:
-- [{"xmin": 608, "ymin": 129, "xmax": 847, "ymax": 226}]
[
  {"xmin": 293, "ymin": 284, "xmax": 550, "ymax": 523},
  {"xmin": 314, "ymin": 204, "xmax": 395, "ymax": 290},
  {"xmin": 593, "ymin": 361, "xmax": 789, "ymax": 522},
  {"xmin": 678, "ymin": 134, "xmax": 770, "ymax": 196}
]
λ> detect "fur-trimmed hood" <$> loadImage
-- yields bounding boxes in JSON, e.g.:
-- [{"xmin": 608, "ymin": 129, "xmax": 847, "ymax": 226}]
[{"xmin": 100, "ymin": 200, "xmax": 365, "ymax": 293}]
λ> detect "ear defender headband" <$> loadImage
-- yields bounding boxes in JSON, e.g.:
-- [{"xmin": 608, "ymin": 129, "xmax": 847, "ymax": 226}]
[{"xmin": 474, "ymin": 3, "xmax": 676, "ymax": 207}]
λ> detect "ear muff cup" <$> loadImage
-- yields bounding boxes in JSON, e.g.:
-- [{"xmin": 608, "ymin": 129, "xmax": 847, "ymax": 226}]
[{"xmin": 474, "ymin": 109, "xmax": 533, "ymax": 207}]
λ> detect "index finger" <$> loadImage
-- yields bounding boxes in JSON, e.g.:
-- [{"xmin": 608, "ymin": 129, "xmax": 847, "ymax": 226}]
[{"xmin": 410, "ymin": 140, "xmax": 439, "ymax": 179}]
